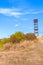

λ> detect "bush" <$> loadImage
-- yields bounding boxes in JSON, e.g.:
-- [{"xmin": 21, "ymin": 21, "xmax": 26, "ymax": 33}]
[
  {"xmin": 10, "ymin": 32, "xmax": 25, "ymax": 43},
  {"xmin": 1, "ymin": 38, "xmax": 10, "ymax": 44},
  {"xmin": 25, "ymin": 33, "xmax": 37, "ymax": 40},
  {"xmin": 10, "ymin": 35, "xmax": 20, "ymax": 43},
  {"xmin": 0, "ymin": 32, "xmax": 37, "ymax": 47},
  {"xmin": 15, "ymin": 32, "xmax": 25, "ymax": 41}
]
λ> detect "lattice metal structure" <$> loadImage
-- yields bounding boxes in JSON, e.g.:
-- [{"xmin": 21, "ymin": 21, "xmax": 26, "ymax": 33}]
[{"xmin": 34, "ymin": 19, "xmax": 39, "ymax": 36}]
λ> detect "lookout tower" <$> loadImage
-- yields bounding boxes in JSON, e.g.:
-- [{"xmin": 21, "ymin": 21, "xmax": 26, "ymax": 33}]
[{"xmin": 34, "ymin": 19, "xmax": 39, "ymax": 36}]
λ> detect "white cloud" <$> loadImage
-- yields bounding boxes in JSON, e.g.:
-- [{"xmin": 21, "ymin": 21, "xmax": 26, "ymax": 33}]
[
  {"xmin": 0, "ymin": 8, "xmax": 22, "ymax": 18},
  {"xmin": 0, "ymin": 8, "xmax": 43, "ymax": 18},
  {"xmin": 25, "ymin": 10, "xmax": 43, "ymax": 14}
]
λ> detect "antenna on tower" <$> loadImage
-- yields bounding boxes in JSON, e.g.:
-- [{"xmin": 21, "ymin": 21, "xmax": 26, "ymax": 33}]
[{"xmin": 34, "ymin": 19, "xmax": 39, "ymax": 36}]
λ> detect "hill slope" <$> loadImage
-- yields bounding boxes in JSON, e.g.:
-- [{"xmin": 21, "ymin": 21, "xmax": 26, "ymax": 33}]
[{"xmin": 0, "ymin": 37, "xmax": 43, "ymax": 65}]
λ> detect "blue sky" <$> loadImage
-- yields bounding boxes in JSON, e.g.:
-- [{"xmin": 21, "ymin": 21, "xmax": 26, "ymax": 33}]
[{"xmin": 0, "ymin": 0, "xmax": 43, "ymax": 38}]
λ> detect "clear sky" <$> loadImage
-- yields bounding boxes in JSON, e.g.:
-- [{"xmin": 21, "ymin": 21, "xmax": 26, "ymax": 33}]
[{"xmin": 0, "ymin": 0, "xmax": 43, "ymax": 38}]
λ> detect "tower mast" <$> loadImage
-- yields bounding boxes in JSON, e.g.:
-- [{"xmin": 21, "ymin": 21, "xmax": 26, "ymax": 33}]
[{"xmin": 34, "ymin": 19, "xmax": 39, "ymax": 36}]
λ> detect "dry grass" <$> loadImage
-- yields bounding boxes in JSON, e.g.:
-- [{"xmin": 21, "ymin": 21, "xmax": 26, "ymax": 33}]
[{"xmin": 0, "ymin": 37, "xmax": 43, "ymax": 65}]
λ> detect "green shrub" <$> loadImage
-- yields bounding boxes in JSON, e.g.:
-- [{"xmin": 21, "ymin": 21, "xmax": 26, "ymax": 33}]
[
  {"xmin": 1, "ymin": 38, "xmax": 10, "ymax": 44},
  {"xmin": 25, "ymin": 33, "xmax": 37, "ymax": 40},
  {"xmin": 10, "ymin": 32, "xmax": 25, "ymax": 43},
  {"xmin": 10, "ymin": 35, "xmax": 20, "ymax": 43},
  {"xmin": 0, "ymin": 38, "xmax": 10, "ymax": 48},
  {"xmin": 15, "ymin": 32, "xmax": 25, "ymax": 41},
  {"xmin": 0, "ymin": 32, "xmax": 37, "ymax": 47}
]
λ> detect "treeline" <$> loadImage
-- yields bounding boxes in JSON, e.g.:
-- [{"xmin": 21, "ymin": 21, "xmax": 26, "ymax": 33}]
[{"xmin": 0, "ymin": 32, "xmax": 37, "ymax": 45}]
